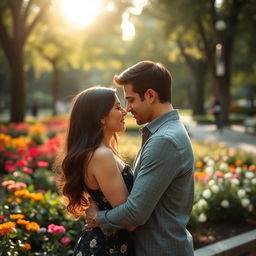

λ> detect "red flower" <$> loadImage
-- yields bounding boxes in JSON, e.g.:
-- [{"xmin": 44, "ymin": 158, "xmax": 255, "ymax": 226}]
[
  {"xmin": 16, "ymin": 160, "xmax": 28, "ymax": 167},
  {"xmin": 5, "ymin": 165, "xmax": 16, "ymax": 172},
  {"xmin": 37, "ymin": 161, "xmax": 49, "ymax": 168}
]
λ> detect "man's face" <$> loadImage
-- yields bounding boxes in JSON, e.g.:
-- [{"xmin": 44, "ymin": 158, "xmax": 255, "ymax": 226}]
[{"xmin": 123, "ymin": 83, "xmax": 151, "ymax": 125}]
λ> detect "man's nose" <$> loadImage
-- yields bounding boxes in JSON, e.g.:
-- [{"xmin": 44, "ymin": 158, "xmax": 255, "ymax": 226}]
[{"xmin": 126, "ymin": 104, "xmax": 131, "ymax": 113}]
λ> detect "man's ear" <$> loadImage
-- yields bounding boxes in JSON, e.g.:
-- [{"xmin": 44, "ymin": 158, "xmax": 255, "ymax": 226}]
[{"xmin": 144, "ymin": 89, "xmax": 157, "ymax": 103}]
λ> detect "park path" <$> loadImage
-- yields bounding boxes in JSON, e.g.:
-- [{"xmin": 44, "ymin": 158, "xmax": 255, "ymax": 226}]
[{"xmin": 180, "ymin": 115, "xmax": 256, "ymax": 155}]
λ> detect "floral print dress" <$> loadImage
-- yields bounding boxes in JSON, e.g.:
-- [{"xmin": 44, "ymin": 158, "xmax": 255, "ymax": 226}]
[{"xmin": 73, "ymin": 165, "xmax": 134, "ymax": 256}]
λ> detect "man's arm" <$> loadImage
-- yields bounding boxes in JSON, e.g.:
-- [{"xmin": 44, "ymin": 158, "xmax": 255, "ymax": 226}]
[{"xmin": 95, "ymin": 136, "xmax": 182, "ymax": 230}]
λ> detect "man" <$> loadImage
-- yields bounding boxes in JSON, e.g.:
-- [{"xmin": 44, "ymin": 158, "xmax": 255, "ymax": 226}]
[
  {"xmin": 87, "ymin": 60, "xmax": 194, "ymax": 255},
  {"xmin": 209, "ymin": 94, "xmax": 223, "ymax": 132}
]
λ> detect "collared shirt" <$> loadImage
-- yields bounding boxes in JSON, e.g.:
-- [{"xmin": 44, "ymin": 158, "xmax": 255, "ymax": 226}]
[{"xmin": 97, "ymin": 109, "xmax": 195, "ymax": 256}]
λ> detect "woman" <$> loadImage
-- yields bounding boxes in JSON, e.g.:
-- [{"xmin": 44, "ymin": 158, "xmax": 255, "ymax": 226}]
[{"xmin": 55, "ymin": 87, "xmax": 134, "ymax": 255}]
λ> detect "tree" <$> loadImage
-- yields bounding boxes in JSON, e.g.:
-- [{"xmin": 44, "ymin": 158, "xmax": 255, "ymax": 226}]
[
  {"xmin": 0, "ymin": 0, "xmax": 51, "ymax": 122},
  {"xmin": 146, "ymin": 0, "xmax": 208, "ymax": 115}
]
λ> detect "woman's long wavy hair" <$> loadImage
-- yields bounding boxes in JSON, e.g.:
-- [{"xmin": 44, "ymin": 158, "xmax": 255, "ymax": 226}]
[{"xmin": 55, "ymin": 87, "xmax": 118, "ymax": 218}]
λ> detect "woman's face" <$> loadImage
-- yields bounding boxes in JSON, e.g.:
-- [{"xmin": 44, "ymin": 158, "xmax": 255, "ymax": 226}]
[{"xmin": 103, "ymin": 95, "xmax": 127, "ymax": 133}]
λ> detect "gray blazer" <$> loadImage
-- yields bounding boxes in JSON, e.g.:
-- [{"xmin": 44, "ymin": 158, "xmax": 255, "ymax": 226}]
[{"xmin": 97, "ymin": 110, "xmax": 195, "ymax": 256}]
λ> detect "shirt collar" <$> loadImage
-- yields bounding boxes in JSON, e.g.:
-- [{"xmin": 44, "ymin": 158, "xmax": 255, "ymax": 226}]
[{"xmin": 142, "ymin": 109, "xmax": 180, "ymax": 135}]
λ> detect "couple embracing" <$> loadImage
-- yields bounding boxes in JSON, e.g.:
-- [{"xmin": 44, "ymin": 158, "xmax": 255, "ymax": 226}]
[{"xmin": 56, "ymin": 60, "xmax": 195, "ymax": 256}]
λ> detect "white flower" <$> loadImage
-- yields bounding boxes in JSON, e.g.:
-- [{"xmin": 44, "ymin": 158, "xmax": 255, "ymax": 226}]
[
  {"xmin": 202, "ymin": 189, "xmax": 212, "ymax": 199},
  {"xmin": 252, "ymin": 178, "xmax": 256, "ymax": 185},
  {"xmin": 198, "ymin": 213, "xmax": 207, "ymax": 223},
  {"xmin": 241, "ymin": 198, "xmax": 250, "ymax": 208},
  {"xmin": 207, "ymin": 159, "xmax": 215, "ymax": 166},
  {"xmin": 90, "ymin": 239, "xmax": 97, "ymax": 248},
  {"xmin": 208, "ymin": 179, "xmax": 215, "ymax": 186},
  {"xmin": 204, "ymin": 156, "xmax": 210, "ymax": 162},
  {"xmin": 120, "ymin": 244, "xmax": 127, "ymax": 253},
  {"xmin": 221, "ymin": 200, "xmax": 230, "ymax": 208},
  {"xmin": 237, "ymin": 189, "xmax": 246, "ymax": 198},
  {"xmin": 231, "ymin": 178, "xmax": 240, "ymax": 186},
  {"xmin": 219, "ymin": 163, "xmax": 228, "ymax": 171},
  {"xmin": 222, "ymin": 156, "xmax": 228, "ymax": 161},
  {"xmin": 76, "ymin": 252, "xmax": 83, "ymax": 256},
  {"xmin": 211, "ymin": 184, "xmax": 219, "ymax": 193},
  {"xmin": 245, "ymin": 172, "xmax": 254, "ymax": 179},
  {"xmin": 248, "ymin": 204, "xmax": 253, "ymax": 212},
  {"xmin": 205, "ymin": 167, "xmax": 213, "ymax": 175},
  {"xmin": 224, "ymin": 173, "xmax": 232, "ymax": 179},
  {"xmin": 197, "ymin": 199, "xmax": 207, "ymax": 208},
  {"xmin": 236, "ymin": 167, "xmax": 242, "ymax": 173}
]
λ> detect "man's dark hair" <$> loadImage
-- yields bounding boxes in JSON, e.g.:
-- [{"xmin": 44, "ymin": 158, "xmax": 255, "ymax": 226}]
[{"xmin": 113, "ymin": 60, "xmax": 172, "ymax": 103}]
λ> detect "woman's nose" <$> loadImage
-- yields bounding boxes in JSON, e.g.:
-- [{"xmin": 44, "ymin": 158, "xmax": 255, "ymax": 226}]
[{"xmin": 122, "ymin": 108, "xmax": 127, "ymax": 116}]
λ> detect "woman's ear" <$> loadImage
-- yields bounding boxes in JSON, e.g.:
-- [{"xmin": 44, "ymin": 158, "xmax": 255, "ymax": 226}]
[
  {"xmin": 144, "ymin": 89, "xmax": 157, "ymax": 103},
  {"xmin": 100, "ymin": 118, "xmax": 106, "ymax": 126}
]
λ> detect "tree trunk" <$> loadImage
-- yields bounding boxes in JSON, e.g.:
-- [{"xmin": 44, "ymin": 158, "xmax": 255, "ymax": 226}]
[
  {"xmin": 191, "ymin": 61, "xmax": 207, "ymax": 116},
  {"xmin": 51, "ymin": 63, "xmax": 60, "ymax": 116},
  {"xmin": 8, "ymin": 44, "xmax": 26, "ymax": 123}
]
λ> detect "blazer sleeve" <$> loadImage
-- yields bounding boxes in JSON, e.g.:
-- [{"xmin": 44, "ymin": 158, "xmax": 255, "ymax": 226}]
[{"xmin": 96, "ymin": 136, "xmax": 182, "ymax": 230}]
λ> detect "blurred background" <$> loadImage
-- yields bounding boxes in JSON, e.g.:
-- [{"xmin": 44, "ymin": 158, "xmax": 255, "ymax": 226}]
[{"xmin": 0, "ymin": 0, "xmax": 255, "ymax": 127}]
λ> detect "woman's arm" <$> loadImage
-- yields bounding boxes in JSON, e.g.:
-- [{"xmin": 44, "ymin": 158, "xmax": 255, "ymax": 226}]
[{"xmin": 88, "ymin": 147, "xmax": 129, "ymax": 208}]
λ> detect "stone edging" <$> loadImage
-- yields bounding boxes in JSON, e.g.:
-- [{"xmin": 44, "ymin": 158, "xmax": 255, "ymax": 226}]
[{"xmin": 194, "ymin": 229, "xmax": 256, "ymax": 256}]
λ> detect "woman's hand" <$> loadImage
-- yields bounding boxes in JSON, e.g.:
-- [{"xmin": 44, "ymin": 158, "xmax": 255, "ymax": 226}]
[{"xmin": 85, "ymin": 199, "xmax": 99, "ymax": 228}]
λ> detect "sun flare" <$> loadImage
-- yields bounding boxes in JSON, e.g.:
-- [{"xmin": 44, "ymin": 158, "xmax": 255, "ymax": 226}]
[{"xmin": 61, "ymin": 0, "xmax": 103, "ymax": 27}]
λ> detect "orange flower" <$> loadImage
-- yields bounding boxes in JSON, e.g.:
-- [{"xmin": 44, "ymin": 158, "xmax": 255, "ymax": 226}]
[
  {"xmin": 10, "ymin": 214, "xmax": 24, "ymax": 220},
  {"xmin": 14, "ymin": 189, "xmax": 29, "ymax": 197},
  {"xmin": 23, "ymin": 243, "xmax": 31, "ymax": 250},
  {"xmin": 27, "ymin": 192, "xmax": 44, "ymax": 201},
  {"xmin": 196, "ymin": 161, "xmax": 204, "ymax": 168},
  {"xmin": 235, "ymin": 160, "xmax": 243, "ymax": 166},
  {"xmin": 0, "ymin": 222, "xmax": 16, "ymax": 235},
  {"xmin": 15, "ymin": 198, "xmax": 22, "ymax": 204},
  {"xmin": 229, "ymin": 165, "xmax": 236, "ymax": 173},
  {"xmin": 6, "ymin": 197, "xmax": 13, "ymax": 203},
  {"xmin": 25, "ymin": 222, "xmax": 40, "ymax": 231},
  {"xmin": 17, "ymin": 219, "xmax": 30, "ymax": 225}
]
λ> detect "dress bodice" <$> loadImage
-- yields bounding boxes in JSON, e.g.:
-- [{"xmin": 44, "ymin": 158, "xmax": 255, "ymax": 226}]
[{"xmin": 87, "ymin": 165, "xmax": 133, "ymax": 211}]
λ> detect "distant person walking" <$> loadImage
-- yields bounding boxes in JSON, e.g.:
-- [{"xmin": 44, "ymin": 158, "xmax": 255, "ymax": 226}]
[
  {"xmin": 209, "ymin": 94, "xmax": 223, "ymax": 132},
  {"xmin": 31, "ymin": 101, "xmax": 38, "ymax": 118}
]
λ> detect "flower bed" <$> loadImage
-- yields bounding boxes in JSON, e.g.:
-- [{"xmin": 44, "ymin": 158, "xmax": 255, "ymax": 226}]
[{"xmin": 0, "ymin": 120, "xmax": 255, "ymax": 255}]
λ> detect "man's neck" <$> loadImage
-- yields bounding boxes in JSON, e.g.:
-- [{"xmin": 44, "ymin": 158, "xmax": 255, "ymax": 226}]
[{"xmin": 151, "ymin": 103, "xmax": 173, "ymax": 121}]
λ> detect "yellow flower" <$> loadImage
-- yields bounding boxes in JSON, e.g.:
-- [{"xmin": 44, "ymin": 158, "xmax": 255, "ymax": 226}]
[
  {"xmin": 10, "ymin": 214, "xmax": 25, "ymax": 220},
  {"xmin": 23, "ymin": 243, "xmax": 31, "ymax": 250},
  {"xmin": 25, "ymin": 222, "xmax": 40, "ymax": 231},
  {"xmin": 17, "ymin": 219, "xmax": 30, "ymax": 225},
  {"xmin": 0, "ymin": 222, "xmax": 16, "ymax": 235}
]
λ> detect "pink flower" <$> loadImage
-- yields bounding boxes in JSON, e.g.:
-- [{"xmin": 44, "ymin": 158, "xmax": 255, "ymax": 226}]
[
  {"xmin": 16, "ymin": 160, "xmax": 28, "ymax": 167},
  {"xmin": 23, "ymin": 167, "xmax": 33, "ymax": 174},
  {"xmin": 2, "ymin": 180, "xmax": 15, "ymax": 187},
  {"xmin": 37, "ymin": 161, "xmax": 49, "ymax": 168},
  {"xmin": 215, "ymin": 171, "xmax": 224, "ymax": 178},
  {"xmin": 0, "ymin": 215, "xmax": 7, "ymax": 222},
  {"xmin": 47, "ymin": 224, "xmax": 66, "ymax": 235},
  {"xmin": 60, "ymin": 236, "xmax": 71, "ymax": 244},
  {"xmin": 233, "ymin": 173, "xmax": 240, "ymax": 179},
  {"xmin": 15, "ymin": 182, "xmax": 27, "ymax": 190}
]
